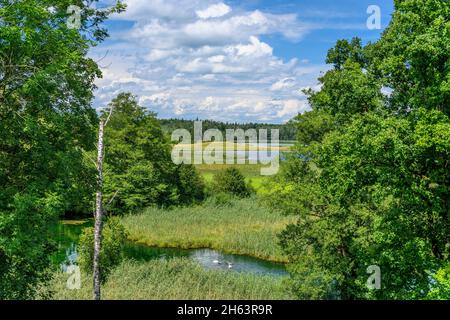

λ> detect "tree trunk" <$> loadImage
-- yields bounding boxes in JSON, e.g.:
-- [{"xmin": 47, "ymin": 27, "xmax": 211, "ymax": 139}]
[{"xmin": 93, "ymin": 119, "xmax": 105, "ymax": 300}]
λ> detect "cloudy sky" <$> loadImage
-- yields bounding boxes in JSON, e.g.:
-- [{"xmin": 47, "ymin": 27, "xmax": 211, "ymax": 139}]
[{"xmin": 92, "ymin": 0, "xmax": 394, "ymax": 123}]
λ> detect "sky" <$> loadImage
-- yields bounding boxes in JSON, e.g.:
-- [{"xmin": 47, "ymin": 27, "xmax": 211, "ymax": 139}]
[{"xmin": 92, "ymin": 0, "xmax": 394, "ymax": 124}]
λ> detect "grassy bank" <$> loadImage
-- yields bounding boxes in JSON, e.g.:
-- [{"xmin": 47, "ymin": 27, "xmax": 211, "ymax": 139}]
[
  {"xmin": 121, "ymin": 198, "xmax": 294, "ymax": 263},
  {"xmin": 49, "ymin": 258, "xmax": 291, "ymax": 300}
]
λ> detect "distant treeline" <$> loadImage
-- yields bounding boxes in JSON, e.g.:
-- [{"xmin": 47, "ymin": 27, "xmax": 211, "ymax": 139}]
[{"xmin": 159, "ymin": 118, "xmax": 297, "ymax": 141}]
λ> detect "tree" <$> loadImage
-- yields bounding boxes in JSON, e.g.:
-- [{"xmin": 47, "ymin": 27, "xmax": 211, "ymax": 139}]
[
  {"xmin": 0, "ymin": 0, "xmax": 125, "ymax": 299},
  {"xmin": 102, "ymin": 93, "xmax": 204, "ymax": 214},
  {"xmin": 78, "ymin": 217, "xmax": 128, "ymax": 284},
  {"xmin": 291, "ymin": 109, "xmax": 335, "ymax": 146},
  {"xmin": 175, "ymin": 164, "xmax": 206, "ymax": 204},
  {"xmin": 279, "ymin": 111, "xmax": 449, "ymax": 299},
  {"xmin": 304, "ymin": 61, "xmax": 384, "ymax": 120},
  {"xmin": 326, "ymin": 37, "xmax": 366, "ymax": 69},
  {"xmin": 92, "ymin": 106, "xmax": 115, "ymax": 300},
  {"xmin": 272, "ymin": 0, "xmax": 449, "ymax": 300},
  {"xmin": 211, "ymin": 167, "xmax": 253, "ymax": 198},
  {"xmin": 368, "ymin": 0, "xmax": 450, "ymax": 114}
]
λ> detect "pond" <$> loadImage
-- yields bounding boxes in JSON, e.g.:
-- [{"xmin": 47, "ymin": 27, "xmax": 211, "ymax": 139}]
[{"xmin": 51, "ymin": 219, "xmax": 288, "ymax": 278}]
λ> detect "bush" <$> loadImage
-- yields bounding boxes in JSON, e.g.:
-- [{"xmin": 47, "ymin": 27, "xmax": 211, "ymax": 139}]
[
  {"xmin": 210, "ymin": 167, "xmax": 253, "ymax": 198},
  {"xmin": 78, "ymin": 218, "xmax": 128, "ymax": 282},
  {"xmin": 175, "ymin": 164, "xmax": 205, "ymax": 204}
]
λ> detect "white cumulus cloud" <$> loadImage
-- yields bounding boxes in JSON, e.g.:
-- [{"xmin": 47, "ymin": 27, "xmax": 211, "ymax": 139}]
[
  {"xmin": 196, "ymin": 3, "xmax": 232, "ymax": 19},
  {"xmin": 91, "ymin": 0, "xmax": 327, "ymax": 123}
]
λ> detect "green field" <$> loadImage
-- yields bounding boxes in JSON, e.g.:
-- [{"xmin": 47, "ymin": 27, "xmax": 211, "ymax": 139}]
[
  {"xmin": 121, "ymin": 198, "xmax": 294, "ymax": 263},
  {"xmin": 48, "ymin": 258, "xmax": 291, "ymax": 300},
  {"xmin": 189, "ymin": 141, "xmax": 293, "ymax": 193}
]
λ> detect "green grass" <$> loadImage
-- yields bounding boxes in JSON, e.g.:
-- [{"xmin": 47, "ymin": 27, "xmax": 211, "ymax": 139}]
[
  {"xmin": 186, "ymin": 141, "xmax": 291, "ymax": 194},
  {"xmin": 196, "ymin": 163, "xmax": 265, "ymax": 178},
  {"xmin": 184, "ymin": 141, "xmax": 293, "ymax": 194},
  {"xmin": 48, "ymin": 258, "xmax": 292, "ymax": 300},
  {"xmin": 121, "ymin": 198, "xmax": 294, "ymax": 263}
]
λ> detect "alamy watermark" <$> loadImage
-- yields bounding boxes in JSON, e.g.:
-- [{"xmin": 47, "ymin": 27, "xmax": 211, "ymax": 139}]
[
  {"xmin": 367, "ymin": 265, "xmax": 381, "ymax": 290},
  {"xmin": 367, "ymin": 5, "xmax": 381, "ymax": 30},
  {"xmin": 66, "ymin": 5, "xmax": 81, "ymax": 30},
  {"xmin": 171, "ymin": 121, "xmax": 280, "ymax": 176},
  {"xmin": 65, "ymin": 265, "xmax": 81, "ymax": 290}
]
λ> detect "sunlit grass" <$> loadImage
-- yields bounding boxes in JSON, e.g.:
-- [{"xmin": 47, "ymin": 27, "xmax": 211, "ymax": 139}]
[
  {"xmin": 121, "ymin": 198, "xmax": 294, "ymax": 263},
  {"xmin": 178, "ymin": 141, "xmax": 293, "ymax": 193},
  {"xmin": 48, "ymin": 258, "xmax": 291, "ymax": 300},
  {"xmin": 196, "ymin": 163, "xmax": 265, "ymax": 177}
]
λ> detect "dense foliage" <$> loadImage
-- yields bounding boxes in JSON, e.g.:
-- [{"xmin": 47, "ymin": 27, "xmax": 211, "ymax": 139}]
[
  {"xmin": 211, "ymin": 167, "xmax": 253, "ymax": 198},
  {"xmin": 269, "ymin": 0, "xmax": 449, "ymax": 299},
  {"xmin": 102, "ymin": 93, "xmax": 205, "ymax": 214},
  {"xmin": 0, "ymin": 0, "xmax": 124, "ymax": 299},
  {"xmin": 78, "ymin": 218, "xmax": 128, "ymax": 282}
]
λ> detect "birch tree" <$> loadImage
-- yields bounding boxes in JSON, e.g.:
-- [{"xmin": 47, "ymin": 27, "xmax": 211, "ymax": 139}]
[{"xmin": 93, "ymin": 109, "xmax": 113, "ymax": 300}]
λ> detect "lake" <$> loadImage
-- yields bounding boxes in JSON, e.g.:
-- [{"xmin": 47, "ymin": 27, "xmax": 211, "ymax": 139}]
[{"xmin": 52, "ymin": 219, "xmax": 288, "ymax": 277}]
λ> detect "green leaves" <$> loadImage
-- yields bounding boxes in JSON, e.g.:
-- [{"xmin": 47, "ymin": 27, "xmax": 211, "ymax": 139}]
[
  {"xmin": 277, "ymin": 111, "xmax": 449, "ymax": 299},
  {"xmin": 372, "ymin": 0, "xmax": 450, "ymax": 114},
  {"xmin": 305, "ymin": 61, "xmax": 383, "ymax": 119},
  {"xmin": 102, "ymin": 93, "xmax": 205, "ymax": 214},
  {"xmin": 273, "ymin": 0, "xmax": 450, "ymax": 300},
  {"xmin": 326, "ymin": 37, "xmax": 366, "ymax": 70},
  {"xmin": 0, "ymin": 0, "xmax": 123, "ymax": 299},
  {"xmin": 78, "ymin": 218, "xmax": 128, "ymax": 283},
  {"xmin": 211, "ymin": 167, "xmax": 253, "ymax": 198}
]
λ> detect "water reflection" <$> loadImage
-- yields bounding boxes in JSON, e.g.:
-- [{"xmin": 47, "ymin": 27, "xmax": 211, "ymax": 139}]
[
  {"xmin": 124, "ymin": 243, "xmax": 288, "ymax": 277},
  {"xmin": 52, "ymin": 221, "xmax": 288, "ymax": 277}
]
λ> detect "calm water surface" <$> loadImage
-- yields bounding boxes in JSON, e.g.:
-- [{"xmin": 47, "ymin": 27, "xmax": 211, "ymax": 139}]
[{"xmin": 52, "ymin": 219, "xmax": 288, "ymax": 277}]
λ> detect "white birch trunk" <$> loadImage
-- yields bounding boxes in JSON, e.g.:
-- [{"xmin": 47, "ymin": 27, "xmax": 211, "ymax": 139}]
[{"xmin": 93, "ymin": 119, "xmax": 105, "ymax": 300}]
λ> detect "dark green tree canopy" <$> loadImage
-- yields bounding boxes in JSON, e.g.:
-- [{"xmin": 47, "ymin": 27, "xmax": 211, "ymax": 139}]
[
  {"xmin": 102, "ymin": 93, "xmax": 205, "ymax": 214},
  {"xmin": 0, "ymin": 0, "xmax": 124, "ymax": 299},
  {"xmin": 326, "ymin": 37, "xmax": 366, "ymax": 69},
  {"xmin": 369, "ymin": 0, "xmax": 449, "ymax": 114},
  {"xmin": 270, "ymin": 0, "xmax": 450, "ymax": 300},
  {"xmin": 305, "ymin": 60, "xmax": 384, "ymax": 119}
]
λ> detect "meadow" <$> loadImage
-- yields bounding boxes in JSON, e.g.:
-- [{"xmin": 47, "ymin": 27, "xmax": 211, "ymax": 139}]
[
  {"xmin": 48, "ymin": 258, "xmax": 292, "ymax": 300},
  {"xmin": 191, "ymin": 141, "xmax": 293, "ymax": 193},
  {"xmin": 121, "ymin": 198, "xmax": 295, "ymax": 263}
]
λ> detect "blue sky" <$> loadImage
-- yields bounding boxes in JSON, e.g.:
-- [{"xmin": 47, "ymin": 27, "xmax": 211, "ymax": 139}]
[{"xmin": 93, "ymin": 0, "xmax": 394, "ymax": 123}]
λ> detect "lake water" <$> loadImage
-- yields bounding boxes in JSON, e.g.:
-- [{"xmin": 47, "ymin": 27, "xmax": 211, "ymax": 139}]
[
  {"xmin": 52, "ymin": 220, "xmax": 288, "ymax": 277},
  {"xmin": 190, "ymin": 141, "xmax": 295, "ymax": 162}
]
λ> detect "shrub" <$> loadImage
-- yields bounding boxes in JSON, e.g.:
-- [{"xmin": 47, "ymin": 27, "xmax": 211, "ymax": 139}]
[
  {"xmin": 175, "ymin": 164, "xmax": 206, "ymax": 204},
  {"xmin": 210, "ymin": 167, "xmax": 253, "ymax": 198},
  {"xmin": 78, "ymin": 218, "xmax": 128, "ymax": 282}
]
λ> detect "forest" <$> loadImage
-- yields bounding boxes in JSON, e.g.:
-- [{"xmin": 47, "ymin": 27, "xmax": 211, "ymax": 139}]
[
  {"xmin": 0, "ymin": 0, "xmax": 449, "ymax": 300},
  {"xmin": 159, "ymin": 118, "xmax": 297, "ymax": 142}
]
